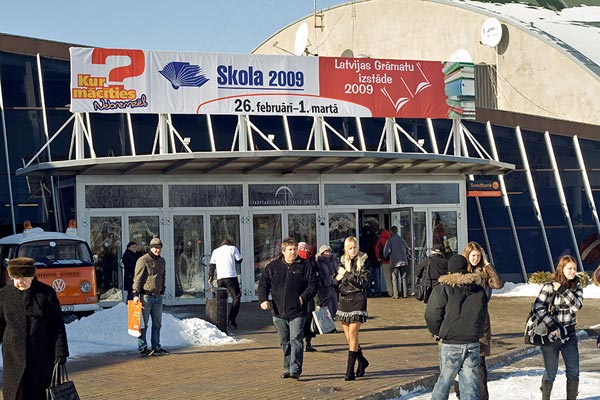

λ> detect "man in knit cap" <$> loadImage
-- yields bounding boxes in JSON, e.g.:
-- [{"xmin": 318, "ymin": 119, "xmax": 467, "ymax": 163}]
[
  {"xmin": 133, "ymin": 236, "xmax": 168, "ymax": 356},
  {"xmin": 425, "ymin": 254, "xmax": 488, "ymax": 400},
  {"xmin": 0, "ymin": 257, "xmax": 69, "ymax": 399}
]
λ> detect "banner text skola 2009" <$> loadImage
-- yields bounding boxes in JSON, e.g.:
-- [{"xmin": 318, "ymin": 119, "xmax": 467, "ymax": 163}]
[{"xmin": 70, "ymin": 47, "xmax": 475, "ymax": 119}]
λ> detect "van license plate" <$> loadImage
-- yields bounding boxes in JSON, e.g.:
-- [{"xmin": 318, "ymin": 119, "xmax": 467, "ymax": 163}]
[{"xmin": 61, "ymin": 305, "xmax": 74, "ymax": 312}]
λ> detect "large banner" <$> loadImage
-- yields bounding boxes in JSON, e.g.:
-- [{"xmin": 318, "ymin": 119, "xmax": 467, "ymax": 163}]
[{"xmin": 70, "ymin": 48, "xmax": 475, "ymax": 119}]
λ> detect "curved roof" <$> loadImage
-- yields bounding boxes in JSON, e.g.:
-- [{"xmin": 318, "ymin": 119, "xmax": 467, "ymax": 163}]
[{"xmin": 452, "ymin": 0, "xmax": 600, "ymax": 78}]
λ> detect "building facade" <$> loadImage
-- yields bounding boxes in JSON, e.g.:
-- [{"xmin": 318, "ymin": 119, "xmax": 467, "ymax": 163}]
[{"xmin": 1, "ymin": 0, "xmax": 599, "ymax": 306}]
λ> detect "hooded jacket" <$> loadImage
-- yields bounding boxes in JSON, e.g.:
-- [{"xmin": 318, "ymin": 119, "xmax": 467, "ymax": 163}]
[
  {"xmin": 257, "ymin": 255, "xmax": 318, "ymax": 319},
  {"xmin": 425, "ymin": 272, "xmax": 488, "ymax": 344}
]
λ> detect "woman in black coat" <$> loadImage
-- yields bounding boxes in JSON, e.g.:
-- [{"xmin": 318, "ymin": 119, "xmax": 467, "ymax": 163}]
[{"xmin": 0, "ymin": 257, "xmax": 69, "ymax": 400}]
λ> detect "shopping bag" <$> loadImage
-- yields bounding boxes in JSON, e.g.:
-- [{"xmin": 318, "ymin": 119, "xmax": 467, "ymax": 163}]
[
  {"xmin": 127, "ymin": 300, "xmax": 144, "ymax": 337},
  {"xmin": 312, "ymin": 306, "xmax": 336, "ymax": 334},
  {"xmin": 414, "ymin": 283, "xmax": 433, "ymax": 303},
  {"xmin": 46, "ymin": 363, "xmax": 80, "ymax": 400}
]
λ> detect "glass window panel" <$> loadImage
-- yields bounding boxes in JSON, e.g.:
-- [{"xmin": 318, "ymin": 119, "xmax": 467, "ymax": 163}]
[
  {"xmin": 324, "ymin": 184, "xmax": 390, "ymax": 205},
  {"xmin": 531, "ymin": 171, "xmax": 565, "ymax": 226},
  {"xmin": 85, "ymin": 185, "xmax": 163, "ymax": 208},
  {"xmin": 551, "ymin": 134, "xmax": 579, "ymax": 170},
  {"xmin": 579, "ymin": 137, "xmax": 600, "ymax": 170},
  {"xmin": 485, "ymin": 227, "xmax": 522, "ymax": 280},
  {"xmin": 504, "ymin": 172, "xmax": 538, "ymax": 228},
  {"xmin": 210, "ymin": 215, "xmax": 241, "ymax": 254},
  {"xmin": 287, "ymin": 213, "xmax": 317, "ymax": 249},
  {"xmin": 546, "ymin": 227, "xmax": 577, "ymax": 268},
  {"xmin": 396, "ymin": 183, "xmax": 459, "ymax": 204},
  {"xmin": 173, "ymin": 215, "xmax": 205, "ymax": 299},
  {"xmin": 491, "ymin": 126, "xmax": 523, "ymax": 168},
  {"xmin": 249, "ymin": 184, "xmax": 319, "ymax": 206},
  {"xmin": 517, "ymin": 226, "xmax": 551, "ymax": 274},
  {"xmin": 128, "ymin": 216, "xmax": 160, "ymax": 252},
  {"xmin": 522, "ymin": 130, "xmax": 551, "ymax": 170},
  {"xmin": 89, "ymin": 216, "xmax": 122, "ymax": 300},
  {"xmin": 170, "ymin": 184, "xmax": 243, "ymax": 207},
  {"xmin": 432, "ymin": 211, "xmax": 458, "ymax": 258},
  {"xmin": 253, "ymin": 214, "xmax": 282, "ymax": 295},
  {"xmin": 328, "ymin": 212, "xmax": 356, "ymax": 256}
]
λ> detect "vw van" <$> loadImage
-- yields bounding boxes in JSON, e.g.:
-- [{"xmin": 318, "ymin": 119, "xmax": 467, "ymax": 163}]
[{"xmin": 0, "ymin": 221, "xmax": 99, "ymax": 316}]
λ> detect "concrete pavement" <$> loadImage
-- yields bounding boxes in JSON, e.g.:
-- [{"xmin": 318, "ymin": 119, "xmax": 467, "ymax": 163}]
[{"xmin": 4, "ymin": 296, "xmax": 600, "ymax": 399}]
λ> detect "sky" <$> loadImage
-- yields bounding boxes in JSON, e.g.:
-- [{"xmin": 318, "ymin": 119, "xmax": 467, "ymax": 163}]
[{"xmin": 0, "ymin": 0, "xmax": 343, "ymax": 53}]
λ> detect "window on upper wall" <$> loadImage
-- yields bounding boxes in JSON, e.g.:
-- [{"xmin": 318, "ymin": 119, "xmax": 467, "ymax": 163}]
[
  {"xmin": 169, "ymin": 184, "xmax": 243, "ymax": 207},
  {"xmin": 396, "ymin": 183, "xmax": 459, "ymax": 204},
  {"xmin": 85, "ymin": 185, "xmax": 163, "ymax": 208},
  {"xmin": 324, "ymin": 183, "xmax": 390, "ymax": 205}
]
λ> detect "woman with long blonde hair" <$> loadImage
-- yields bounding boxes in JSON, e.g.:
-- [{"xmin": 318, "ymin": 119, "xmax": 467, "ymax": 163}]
[{"xmin": 333, "ymin": 236, "xmax": 370, "ymax": 381}]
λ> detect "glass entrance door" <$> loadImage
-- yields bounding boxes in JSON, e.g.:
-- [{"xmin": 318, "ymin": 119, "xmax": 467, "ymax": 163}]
[
  {"xmin": 390, "ymin": 208, "xmax": 417, "ymax": 293},
  {"xmin": 89, "ymin": 215, "xmax": 122, "ymax": 305},
  {"xmin": 250, "ymin": 212, "xmax": 318, "ymax": 299}
]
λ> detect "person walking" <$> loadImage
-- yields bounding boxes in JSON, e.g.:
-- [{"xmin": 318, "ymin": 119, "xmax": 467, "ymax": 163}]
[
  {"xmin": 258, "ymin": 238, "xmax": 318, "ymax": 380},
  {"xmin": 534, "ymin": 255, "xmax": 582, "ymax": 400},
  {"xmin": 315, "ymin": 244, "xmax": 339, "ymax": 318},
  {"xmin": 415, "ymin": 244, "xmax": 448, "ymax": 302},
  {"xmin": 334, "ymin": 236, "xmax": 370, "ymax": 381},
  {"xmin": 453, "ymin": 241, "xmax": 504, "ymax": 399},
  {"xmin": 208, "ymin": 238, "xmax": 243, "ymax": 328},
  {"xmin": 375, "ymin": 228, "xmax": 392, "ymax": 296},
  {"xmin": 132, "ymin": 236, "xmax": 169, "ymax": 356},
  {"xmin": 122, "ymin": 241, "xmax": 142, "ymax": 301},
  {"xmin": 0, "ymin": 257, "xmax": 69, "ymax": 400},
  {"xmin": 425, "ymin": 254, "xmax": 488, "ymax": 400},
  {"xmin": 383, "ymin": 226, "xmax": 410, "ymax": 298},
  {"xmin": 298, "ymin": 241, "xmax": 318, "ymax": 351}
]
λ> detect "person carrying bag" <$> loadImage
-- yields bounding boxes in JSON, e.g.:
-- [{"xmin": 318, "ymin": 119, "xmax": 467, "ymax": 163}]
[{"xmin": 46, "ymin": 362, "xmax": 80, "ymax": 400}]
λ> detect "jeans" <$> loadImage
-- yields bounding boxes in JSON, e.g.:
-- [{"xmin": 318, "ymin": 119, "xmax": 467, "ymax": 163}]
[
  {"xmin": 432, "ymin": 342, "xmax": 480, "ymax": 400},
  {"xmin": 138, "ymin": 294, "xmax": 163, "ymax": 351},
  {"xmin": 540, "ymin": 331, "xmax": 579, "ymax": 382},
  {"xmin": 392, "ymin": 266, "xmax": 409, "ymax": 297},
  {"xmin": 217, "ymin": 277, "xmax": 242, "ymax": 322},
  {"xmin": 273, "ymin": 315, "xmax": 306, "ymax": 376}
]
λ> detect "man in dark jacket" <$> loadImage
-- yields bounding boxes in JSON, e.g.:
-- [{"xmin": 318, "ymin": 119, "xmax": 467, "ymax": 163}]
[
  {"xmin": 122, "ymin": 241, "xmax": 142, "ymax": 301},
  {"xmin": 425, "ymin": 254, "xmax": 488, "ymax": 400},
  {"xmin": 258, "ymin": 237, "xmax": 318, "ymax": 380},
  {"xmin": 415, "ymin": 244, "xmax": 448, "ymax": 303},
  {"xmin": 0, "ymin": 257, "xmax": 69, "ymax": 400},
  {"xmin": 133, "ymin": 236, "xmax": 168, "ymax": 356}
]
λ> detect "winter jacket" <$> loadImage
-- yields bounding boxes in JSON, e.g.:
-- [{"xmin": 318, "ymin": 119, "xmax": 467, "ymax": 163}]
[
  {"xmin": 425, "ymin": 272, "xmax": 488, "ymax": 345},
  {"xmin": 333, "ymin": 252, "xmax": 370, "ymax": 296},
  {"xmin": 374, "ymin": 230, "xmax": 391, "ymax": 262},
  {"xmin": 383, "ymin": 233, "xmax": 409, "ymax": 268},
  {"xmin": 257, "ymin": 256, "xmax": 318, "ymax": 319},
  {"xmin": 415, "ymin": 253, "xmax": 448, "ymax": 287},
  {"xmin": 122, "ymin": 248, "xmax": 142, "ymax": 291},
  {"xmin": 315, "ymin": 253, "xmax": 338, "ymax": 288},
  {"xmin": 533, "ymin": 281, "xmax": 583, "ymax": 335},
  {"xmin": 0, "ymin": 278, "xmax": 69, "ymax": 400},
  {"xmin": 132, "ymin": 250, "xmax": 166, "ymax": 297}
]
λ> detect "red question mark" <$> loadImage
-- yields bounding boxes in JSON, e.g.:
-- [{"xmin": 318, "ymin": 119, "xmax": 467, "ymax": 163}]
[{"xmin": 91, "ymin": 48, "xmax": 145, "ymax": 87}]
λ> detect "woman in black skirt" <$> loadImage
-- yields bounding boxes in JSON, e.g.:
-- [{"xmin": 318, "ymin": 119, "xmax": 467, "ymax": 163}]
[{"xmin": 333, "ymin": 236, "xmax": 370, "ymax": 381}]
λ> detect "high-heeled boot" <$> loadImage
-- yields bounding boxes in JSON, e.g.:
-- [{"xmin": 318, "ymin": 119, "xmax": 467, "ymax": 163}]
[
  {"xmin": 344, "ymin": 351, "xmax": 357, "ymax": 381},
  {"xmin": 541, "ymin": 380, "xmax": 553, "ymax": 400},
  {"xmin": 356, "ymin": 347, "xmax": 369, "ymax": 377}
]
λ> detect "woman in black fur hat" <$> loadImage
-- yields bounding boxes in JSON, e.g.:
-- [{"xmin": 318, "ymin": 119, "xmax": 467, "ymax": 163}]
[{"xmin": 0, "ymin": 257, "xmax": 69, "ymax": 400}]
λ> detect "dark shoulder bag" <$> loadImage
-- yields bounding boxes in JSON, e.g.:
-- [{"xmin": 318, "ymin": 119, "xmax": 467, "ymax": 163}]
[
  {"xmin": 46, "ymin": 362, "xmax": 80, "ymax": 400},
  {"xmin": 415, "ymin": 258, "xmax": 433, "ymax": 302}
]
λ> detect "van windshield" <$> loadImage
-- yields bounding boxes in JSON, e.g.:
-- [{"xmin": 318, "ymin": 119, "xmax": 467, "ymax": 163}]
[{"xmin": 18, "ymin": 240, "xmax": 94, "ymax": 267}]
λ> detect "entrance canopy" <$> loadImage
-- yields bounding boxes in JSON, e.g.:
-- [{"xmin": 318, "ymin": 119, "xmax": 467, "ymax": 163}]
[{"xmin": 16, "ymin": 150, "xmax": 512, "ymax": 177}]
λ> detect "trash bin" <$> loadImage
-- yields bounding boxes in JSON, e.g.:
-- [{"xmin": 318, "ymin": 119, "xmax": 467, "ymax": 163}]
[{"xmin": 206, "ymin": 287, "xmax": 228, "ymax": 334}]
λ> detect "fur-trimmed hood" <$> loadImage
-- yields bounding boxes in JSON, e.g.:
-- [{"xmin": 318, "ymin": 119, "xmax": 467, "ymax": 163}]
[
  {"xmin": 340, "ymin": 252, "xmax": 368, "ymax": 271},
  {"xmin": 438, "ymin": 271, "xmax": 483, "ymax": 287}
]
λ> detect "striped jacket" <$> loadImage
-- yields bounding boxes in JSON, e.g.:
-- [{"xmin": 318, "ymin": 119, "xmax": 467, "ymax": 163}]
[{"xmin": 532, "ymin": 281, "xmax": 583, "ymax": 333}]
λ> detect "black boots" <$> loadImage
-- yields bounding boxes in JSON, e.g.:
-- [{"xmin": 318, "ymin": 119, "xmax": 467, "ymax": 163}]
[
  {"xmin": 344, "ymin": 351, "xmax": 358, "ymax": 381},
  {"xmin": 356, "ymin": 347, "xmax": 369, "ymax": 377},
  {"xmin": 541, "ymin": 380, "xmax": 553, "ymax": 400},
  {"xmin": 566, "ymin": 380, "xmax": 579, "ymax": 400}
]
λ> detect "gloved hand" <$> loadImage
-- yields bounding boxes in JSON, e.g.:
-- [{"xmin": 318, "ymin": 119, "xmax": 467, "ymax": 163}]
[{"xmin": 55, "ymin": 357, "xmax": 67, "ymax": 365}]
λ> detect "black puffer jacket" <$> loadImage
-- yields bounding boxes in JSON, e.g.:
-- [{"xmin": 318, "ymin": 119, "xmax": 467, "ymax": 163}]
[
  {"xmin": 0, "ymin": 278, "xmax": 69, "ymax": 400},
  {"xmin": 425, "ymin": 272, "xmax": 488, "ymax": 344},
  {"xmin": 257, "ymin": 256, "xmax": 318, "ymax": 319}
]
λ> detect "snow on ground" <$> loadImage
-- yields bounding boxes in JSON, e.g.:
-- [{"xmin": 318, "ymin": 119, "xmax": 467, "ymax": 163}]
[{"xmin": 398, "ymin": 369, "xmax": 600, "ymax": 400}]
